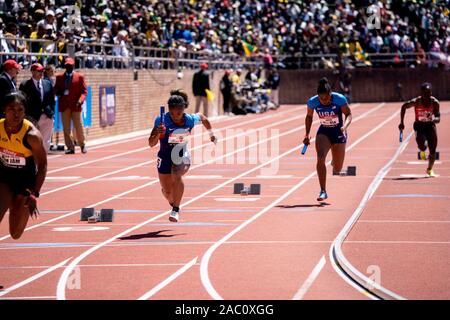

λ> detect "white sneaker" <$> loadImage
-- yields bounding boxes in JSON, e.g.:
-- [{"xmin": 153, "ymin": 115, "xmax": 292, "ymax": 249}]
[{"xmin": 169, "ymin": 211, "xmax": 179, "ymax": 222}]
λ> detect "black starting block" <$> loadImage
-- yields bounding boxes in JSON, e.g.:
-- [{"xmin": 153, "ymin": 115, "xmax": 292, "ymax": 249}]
[
  {"xmin": 333, "ymin": 166, "xmax": 356, "ymax": 176},
  {"xmin": 50, "ymin": 144, "xmax": 65, "ymax": 151},
  {"xmin": 418, "ymin": 151, "xmax": 439, "ymax": 160},
  {"xmin": 80, "ymin": 208, "xmax": 114, "ymax": 223},
  {"xmin": 233, "ymin": 183, "xmax": 261, "ymax": 195}
]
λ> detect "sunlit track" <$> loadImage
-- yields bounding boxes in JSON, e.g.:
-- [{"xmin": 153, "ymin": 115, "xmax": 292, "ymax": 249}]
[{"xmin": 0, "ymin": 102, "xmax": 448, "ymax": 300}]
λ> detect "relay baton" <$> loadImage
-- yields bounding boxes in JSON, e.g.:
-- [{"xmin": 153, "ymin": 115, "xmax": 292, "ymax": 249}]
[
  {"xmin": 301, "ymin": 144, "xmax": 308, "ymax": 155},
  {"xmin": 399, "ymin": 130, "xmax": 403, "ymax": 143},
  {"xmin": 160, "ymin": 106, "xmax": 165, "ymax": 125}
]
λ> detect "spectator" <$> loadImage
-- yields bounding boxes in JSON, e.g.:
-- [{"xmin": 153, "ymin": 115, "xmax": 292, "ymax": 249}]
[
  {"xmin": 0, "ymin": 59, "xmax": 21, "ymax": 99},
  {"xmin": 54, "ymin": 58, "xmax": 88, "ymax": 154},
  {"xmin": 192, "ymin": 63, "xmax": 210, "ymax": 117},
  {"xmin": 266, "ymin": 68, "xmax": 280, "ymax": 107},
  {"xmin": 19, "ymin": 63, "xmax": 55, "ymax": 152},
  {"xmin": 220, "ymin": 69, "xmax": 233, "ymax": 115}
]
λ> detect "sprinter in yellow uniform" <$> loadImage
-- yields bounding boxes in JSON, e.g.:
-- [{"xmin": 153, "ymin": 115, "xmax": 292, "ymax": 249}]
[{"xmin": 0, "ymin": 92, "xmax": 47, "ymax": 239}]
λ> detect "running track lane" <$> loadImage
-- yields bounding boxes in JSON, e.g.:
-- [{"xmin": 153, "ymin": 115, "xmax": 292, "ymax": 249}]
[
  {"xmin": 1, "ymin": 103, "xmax": 442, "ymax": 299},
  {"xmin": 340, "ymin": 102, "xmax": 450, "ymax": 299}
]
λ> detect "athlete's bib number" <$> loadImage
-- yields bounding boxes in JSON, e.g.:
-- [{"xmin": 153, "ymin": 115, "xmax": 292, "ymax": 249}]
[
  {"xmin": 417, "ymin": 110, "xmax": 433, "ymax": 122},
  {"xmin": 319, "ymin": 115, "xmax": 339, "ymax": 127},
  {"xmin": 168, "ymin": 130, "xmax": 190, "ymax": 144},
  {"xmin": 0, "ymin": 148, "xmax": 26, "ymax": 168}
]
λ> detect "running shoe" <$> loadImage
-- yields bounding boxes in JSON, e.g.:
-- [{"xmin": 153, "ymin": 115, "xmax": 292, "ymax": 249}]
[
  {"xmin": 426, "ymin": 169, "xmax": 436, "ymax": 178},
  {"xmin": 169, "ymin": 210, "xmax": 179, "ymax": 222},
  {"xmin": 419, "ymin": 151, "xmax": 426, "ymax": 160},
  {"xmin": 317, "ymin": 190, "xmax": 328, "ymax": 201}
]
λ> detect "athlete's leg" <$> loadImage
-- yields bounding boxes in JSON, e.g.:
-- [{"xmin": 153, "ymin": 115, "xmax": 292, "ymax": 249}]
[
  {"xmin": 171, "ymin": 164, "xmax": 190, "ymax": 207},
  {"xmin": 331, "ymin": 143, "xmax": 346, "ymax": 174},
  {"xmin": 415, "ymin": 129, "xmax": 427, "ymax": 152},
  {"xmin": 8, "ymin": 194, "xmax": 31, "ymax": 240},
  {"xmin": 159, "ymin": 173, "xmax": 174, "ymax": 205},
  {"xmin": 315, "ymin": 134, "xmax": 332, "ymax": 191},
  {"xmin": 426, "ymin": 125, "xmax": 438, "ymax": 172},
  {"xmin": 0, "ymin": 184, "xmax": 13, "ymax": 224}
]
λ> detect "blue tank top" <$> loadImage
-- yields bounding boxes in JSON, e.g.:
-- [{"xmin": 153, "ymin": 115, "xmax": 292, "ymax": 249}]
[
  {"xmin": 154, "ymin": 112, "xmax": 201, "ymax": 154},
  {"xmin": 307, "ymin": 92, "xmax": 348, "ymax": 128}
]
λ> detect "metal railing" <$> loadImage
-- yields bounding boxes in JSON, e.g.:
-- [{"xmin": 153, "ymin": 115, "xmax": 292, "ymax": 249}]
[{"xmin": 1, "ymin": 37, "xmax": 448, "ymax": 70}]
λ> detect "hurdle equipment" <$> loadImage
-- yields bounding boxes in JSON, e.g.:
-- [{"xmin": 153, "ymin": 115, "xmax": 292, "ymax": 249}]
[
  {"xmin": 80, "ymin": 208, "xmax": 114, "ymax": 223},
  {"xmin": 332, "ymin": 166, "xmax": 356, "ymax": 176},
  {"xmin": 233, "ymin": 183, "xmax": 261, "ymax": 195}
]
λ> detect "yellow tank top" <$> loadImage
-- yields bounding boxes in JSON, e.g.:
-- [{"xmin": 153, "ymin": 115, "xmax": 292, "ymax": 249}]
[{"xmin": 0, "ymin": 119, "xmax": 34, "ymax": 169}]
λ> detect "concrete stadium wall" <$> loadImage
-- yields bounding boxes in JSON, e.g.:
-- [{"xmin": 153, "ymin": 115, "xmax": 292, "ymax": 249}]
[
  {"xmin": 279, "ymin": 68, "xmax": 450, "ymax": 104},
  {"xmin": 16, "ymin": 67, "xmax": 449, "ymax": 141}
]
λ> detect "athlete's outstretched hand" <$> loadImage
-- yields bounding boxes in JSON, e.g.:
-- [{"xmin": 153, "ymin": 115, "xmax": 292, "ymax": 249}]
[
  {"xmin": 25, "ymin": 195, "xmax": 40, "ymax": 219},
  {"xmin": 303, "ymin": 135, "xmax": 310, "ymax": 146},
  {"xmin": 398, "ymin": 123, "xmax": 405, "ymax": 131}
]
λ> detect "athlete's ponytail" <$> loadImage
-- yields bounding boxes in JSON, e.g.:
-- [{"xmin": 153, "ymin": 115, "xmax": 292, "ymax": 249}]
[
  {"xmin": 317, "ymin": 77, "xmax": 331, "ymax": 95},
  {"xmin": 170, "ymin": 89, "xmax": 189, "ymax": 108}
]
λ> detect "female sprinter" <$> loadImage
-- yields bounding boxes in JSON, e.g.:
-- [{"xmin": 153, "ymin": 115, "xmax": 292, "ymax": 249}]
[
  {"xmin": 303, "ymin": 78, "xmax": 352, "ymax": 201},
  {"xmin": 148, "ymin": 90, "xmax": 217, "ymax": 222},
  {"xmin": 0, "ymin": 92, "xmax": 47, "ymax": 239}
]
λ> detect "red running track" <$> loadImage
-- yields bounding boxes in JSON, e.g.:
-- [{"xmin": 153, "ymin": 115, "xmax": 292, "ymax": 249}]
[{"xmin": 0, "ymin": 102, "xmax": 448, "ymax": 300}]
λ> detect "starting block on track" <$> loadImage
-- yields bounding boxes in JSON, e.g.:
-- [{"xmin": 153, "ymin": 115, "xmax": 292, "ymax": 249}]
[
  {"xmin": 233, "ymin": 183, "xmax": 261, "ymax": 195},
  {"xmin": 80, "ymin": 208, "xmax": 114, "ymax": 223},
  {"xmin": 333, "ymin": 166, "xmax": 356, "ymax": 176}
]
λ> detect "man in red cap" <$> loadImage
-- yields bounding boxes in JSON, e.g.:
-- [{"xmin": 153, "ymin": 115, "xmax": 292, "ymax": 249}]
[
  {"xmin": 0, "ymin": 60, "xmax": 22, "ymax": 117},
  {"xmin": 192, "ymin": 63, "xmax": 211, "ymax": 116},
  {"xmin": 19, "ymin": 63, "xmax": 55, "ymax": 152},
  {"xmin": 54, "ymin": 58, "xmax": 88, "ymax": 154}
]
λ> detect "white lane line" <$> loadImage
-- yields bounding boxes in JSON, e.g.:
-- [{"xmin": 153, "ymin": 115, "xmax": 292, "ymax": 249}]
[
  {"xmin": 137, "ymin": 257, "xmax": 198, "ymax": 300},
  {"xmin": 1, "ymin": 105, "xmax": 345, "ymax": 242},
  {"xmin": 329, "ymin": 132, "xmax": 413, "ymax": 301},
  {"xmin": 0, "ymin": 258, "xmax": 71, "ymax": 298},
  {"xmin": 292, "ymin": 255, "xmax": 326, "ymax": 300},
  {"xmin": 47, "ymin": 107, "xmax": 299, "ymax": 174},
  {"xmin": 358, "ymin": 220, "xmax": 450, "ymax": 223},
  {"xmin": 41, "ymin": 109, "xmax": 309, "ymax": 197},
  {"xmin": 0, "ymin": 296, "xmax": 56, "ymax": 300},
  {"xmin": 0, "ymin": 263, "xmax": 198, "ymax": 270},
  {"xmin": 54, "ymin": 104, "xmax": 368, "ymax": 299},
  {"xmin": 200, "ymin": 103, "xmax": 395, "ymax": 300}
]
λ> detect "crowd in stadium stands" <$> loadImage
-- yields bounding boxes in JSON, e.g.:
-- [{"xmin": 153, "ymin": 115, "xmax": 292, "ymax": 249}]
[{"xmin": 0, "ymin": 0, "xmax": 449, "ymax": 69}]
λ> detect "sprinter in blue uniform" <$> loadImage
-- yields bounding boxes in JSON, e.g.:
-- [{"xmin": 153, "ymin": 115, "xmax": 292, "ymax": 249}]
[
  {"xmin": 303, "ymin": 78, "xmax": 352, "ymax": 201},
  {"xmin": 148, "ymin": 89, "xmax": 217, "ymax": 222}
]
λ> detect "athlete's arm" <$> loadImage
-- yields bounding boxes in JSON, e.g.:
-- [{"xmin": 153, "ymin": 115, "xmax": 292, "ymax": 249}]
[
  {"xmin": 148, "ymin": 125, "xmax": 164, "ymax": 148},
  {"xmin": 341, "ymin": 104, "xmax": 352, "ymax": 132},
  {"xmin": 27, "ymin": 128, "xmax": 47, "ymax": 196},
  {"xmin": 303, "ymin": 107, "xmax": 314, "ymax": 145},
  {"xmin": 197, "ymin": 113, "xmax": 217, "ymax": 143},
  {"xmin": 433, "ymin": 99, "xmax": 440, "ymax": 124},
  {"xmin": 399, "ymin": 98, "xmax": 416, "ymax": 130}
]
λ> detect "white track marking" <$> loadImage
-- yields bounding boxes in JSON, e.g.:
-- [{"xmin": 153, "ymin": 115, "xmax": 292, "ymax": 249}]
[
  {"xmin": 47, "ymin": 107, "xmax": 300, "ymax": 174},
  {"xmin": 54, "ymin": 103, "xmax": 373, "ymax": 299},
  {"xmin": 292, "ymin": 255, "xmax": 326, "ymax": 300},
  {"xmin": 329, "ymin": 132, "xmax": 413, "ymax": 300},
  {"xmin": 0, "ymin": 258, "xmax": 71, "ymax": 298},
  {"xmin": 200, "ymin": 103, "xmax": 399, "ymax": 300},
  {"xmin": 42, "ymin": 108, "xmax": 309, "ymax": 196},
  {"xmin": 1, "ymin": 105, "xmax": 365, "ymax": 242},
  {"xmin": 137, "ymin": 257, "xmax": 198, "ymax": 300}
]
